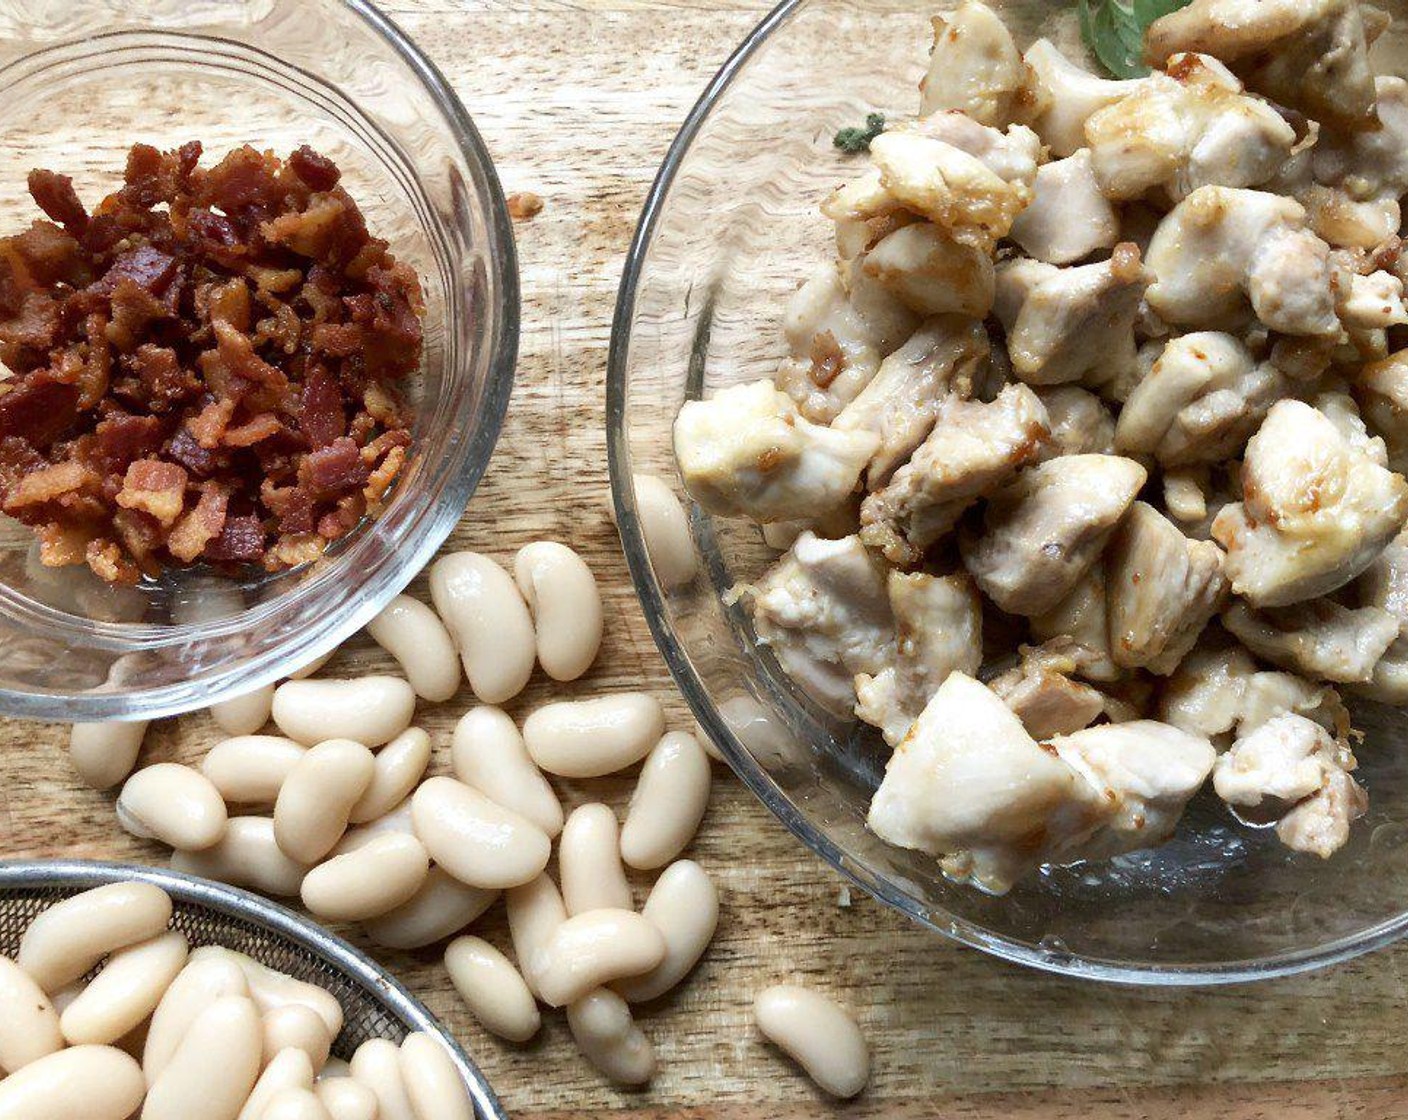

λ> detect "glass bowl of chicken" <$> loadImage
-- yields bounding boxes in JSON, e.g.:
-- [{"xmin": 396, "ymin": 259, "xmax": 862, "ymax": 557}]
[{"xmin": 608, "ymin": 0, "xmax": 1408, "ymax": 982}]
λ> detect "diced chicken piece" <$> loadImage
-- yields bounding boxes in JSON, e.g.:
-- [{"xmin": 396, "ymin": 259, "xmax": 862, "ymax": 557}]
[
  {"xmin": 1276, "ymin": 766, "xmax": 1368, "ymax": 858},
  {"xmin": 1115, "ymin": 332, "xmax": 1284, "ymax": 466},
  {"xmin": 1314, "ymin": 389, "xmax": 1388, "ymax": 466},
  {"xmin": 1214, "ymin": 712, "xmax": 1356, "ymax": 808},
  {"xmin": 961, "ymin": 453, "xmax": 1148, "ymax": 617},
  {"xmin": 1336, "ymin": 268, "xmax": 1408, "ymax": 331},
  {"xmin": 988, "ymin": 640, "xmax": 1107, "ymax": 739},
  {"xmin": 1022, "ymin": 39, "xmax": 1150, "ymax": 158},
  {"xmin": 675, "ymin": 380, "xmax": 879, "ymax": 524},
  {"xmin": 1106, "ymin": 502, "xmax": 1229, "ymax": 675},
  {"xmin": 749, "ymin": 533, "xmax": 895, "ymax": 711},
  {"xmin": 822, "ymin": 168, "xmax": 906, "ymax": 227},
  {"xmin": 1145, "ymin": 0, "xmax": 1380, "ymax": 131},
  {"xmin": 1084, "ymin": 55, "xmax": 1297, "ymax": 202},
  {"xmin": 1352, "ymin": 525, "xmax": 1408, "ymax": 701},
  {"xmin": 905, "ymin": 112, "xmax": 1043, "ymax": 190},
  {"xmin": 859, "ymin": 384, "xmax": 1050, "ymax": 567},
  {"xmin": 1222, "ymin": 599, "xmax": 1398, "ymax": 684},
  {"xmin": 1034, "ymin": 386, "xmax": 1116, "ymax": 460},
  {"xmin": 1050, "ymin": 721, "xmax": 1217, "ymax": 861},
  {"xmin": 1249, "ymin": 225, "xmax": 1342, "ymax": 337},
  {"xmin": 1356, "ymin": 350, "xmax": 1408, "ymax": 473},
  {"xmin": 855, "ymin": 571, "xmax": 983, "ymax": 746},
  {"xmin": 1030, "ymin": 565, "xmax": 1120, "ymax": 682},
  {"xmin": 1211, "ymin": 400, "xmax": 1408, "ymax": 607},
  {"xmin": 860, "ymin": 223, "xmax": 995, "ymax": 318},
  {"xmin": 833, "ymin": 315, "xmax": 988, "ymax": 487},
  {"xmin": 919, "ymin": 1, "xmax": 1027, "ymax": 125},
  {"xmin": 1239, "ymin": 666, "xmax": 1352, "ymax": 741},
  {"xmin": 867, "ymin": 672, "xmax": 1103, "ymax": 895},
  {"xmin": 993, "ymin": 246, "xmax": 1152, "ymax": 389},
  {"xmin": 1010, "ymin": 150, "xmax": 1121, "ymax": 266}
]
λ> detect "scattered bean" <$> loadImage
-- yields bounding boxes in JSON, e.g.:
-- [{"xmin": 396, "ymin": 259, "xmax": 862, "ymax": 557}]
[
  {"xmin": 301, "ymin": 833, "xmax": 430, "ymax": 923},
  {"xmin": 522, "ymin": 693, "xmax": 665, "ymax": 778},
  {"xmin": 566, "ymin": 989, "xmax": 656, "ymax": 1087},
  {"xmin": 212, "ymin": 949, "xmax": 344, "ymax": 1040},
  {"xmin": 531, "ymin": 910, "xmax": 667, "ymax": 1008},
  {"xmin": 211, "ymin": 684, "xmax": 276, "ymax": 737},
  {"xmin": 625, "ymin": 473, "xmax": 697, "ymax": 589},
  {"xmin": 202, "ymin": 737, "xmax": 308, "ymax": 806},
  {"xmin": 450, "ymin": 706, "xmax": 563, "ymax": 837},
  {"xmin": 753, "ymin": 984, "xmax": 869, "ymax": 1100},
  {"xmin": 614, "ymin": 861, "xmax": 718, "ymax": 1003},
  {"xmin": 398, "ymin": 1032, "xmax": 474, "ymax": 1120},
  {"xmin": 0, "ymin": 955, "xmax": 63, "ymax": 1073},
  {"xmin": 366, "ymin": 595, "xmax": 461, "ymax": 703},
  {"xmin": 0, "ymin": 1044, "xmax": 145, "ymax": 1120},
  {"xmin": 363, "ymin": 869, "xmax": 498, "ymax": 951},
  {"xmin": 68, "ymin": 721, "xmax": 148, "ymax": 791},
  {"xmin": 142, "ymin": 994, "xmax": 263, "ymax": 1120},
  {"xmin": 348, "ymin": 729, "xmax": 432, "ymax": 825},
  {"xmin": 237, "ymin": 1049, "xmax": 314, "ymax": 1120},
  {"xmin": 411, "ymin": 777, "xmax": 550, "ymax": 889},
  {"xmin": 59, "ymin": 931, "xmax": 188, "ymax": 1046},
  {"xmin": 443, "ymin": 936, "xmax": 540, "ymax": 1043},
  {"xmin": 428, "ymin": 552, "xmax": 535, "ymax": 704},
  {"xmin": 513, "ymin": 541, "xmax": 603, "ymax": 682},
  {"xmin": 348, "ymin": 1038, "xmax": 416, "ymax": 1120},
  {"xmin": 315, "ymin": 1077, "xmax": 379, "ymax": 1120},
  {"xmin": 143, "ymin": 953, "xmax": 250, "ymax": 1082},
  {"xmin": 620, "ymin": 731, "xmax": 711, "ymax": 870},
  {"xmin": 559, "ymin": 803, "xmax": 633, "ymax": 916},
  {"xmin": 274, "ymin": 740, "xmax": 376, "ymax": 864},
  {"xmin": 18, "ymin": 882, "xmax": 173, "ymax": 993},
  {"xmin": 504, "ymin": 874, "xmax": 567, "ymax": 1001},
  {"xmin": 171, "ymin": 817, "xmax": 310, "ymax": 898},
  {"xmin": 255, "ymin": 1086, "xmax": 332, "ymax": 1120},
  {"xmin": 117, "ymin": 764, "xmax": 228, "ymax": 851},
  {"xmin": 261, "ymin": 1003, "xmax": 332, "ymax": 1072},
  {"xmin": 271, "ymin": 677, "xmax": 414, "ymax": 748},
  {"xmin": 333, "ymin": 799, "xmax": 415, "ymax": 854}
]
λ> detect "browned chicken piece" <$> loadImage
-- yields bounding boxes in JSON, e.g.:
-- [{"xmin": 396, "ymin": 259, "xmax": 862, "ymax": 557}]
[
  {"xmin": 859, "ymin": 223, "xmax": 996, "ymax": 319},
  {"xmin": 1021, "ymin": 39, "xmax": 1151, "ymax": 158},
  {"xmin": 1029, "ymin": 565, "xmax": 1120, "ymax": 682},
  {"xmin": 1355, "ymin": 350, "xmax": 1408, "ymax": 473},
  {"xmin": 1314, "ymin": 389, "xmax": 1389, "ymax": 466},
  {"xmin": 1276, "ymin": 765, "xmax": 1369, "ymax": 858},
  {"xmin": 1222, "ymin": 599, "xmax": 1398, "ymax": 684},
  {"xmin": 1034, "ymin": 387, "xmax": 1117, "ymax": 460},
  {"xmin": 919, "ymin": 1, "xmax": 1028, "ymax": 126},
  {"xmin": 1352, "ymin": 525, "xmax": 1408, "ymax": 702},
  {"xmin": 961, "ymin": 453, "xmax": 1148, "ymax": 617},
  {"xmin": 1009, "ymin": 151, "xmax": 1121, "ymax": 266},
  {"xmin": 987, "ymin": 640, "xmax": 1107, "ymax": 739}
]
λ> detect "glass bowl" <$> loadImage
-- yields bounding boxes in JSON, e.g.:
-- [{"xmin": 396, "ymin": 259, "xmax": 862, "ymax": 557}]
[
  {"xmin": 607, "ymin": 0, "xmax": 1408, "ymax": 983},
  {"xmin": 0, "ymin": 0, "xmax": 517, "ymax": 722}
]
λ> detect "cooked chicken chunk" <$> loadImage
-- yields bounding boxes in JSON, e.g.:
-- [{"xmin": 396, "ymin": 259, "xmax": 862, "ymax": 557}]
[
  {"xmin": 994, "ymin": 246, "xmax": 1152, "ymax": 389},
  {"xmin": 855, "ymin": 571, "xmax": 982, "ymax": 746},
  {"xmin": 1352, "ymin": 525, "xmax": 1408, "ymax": 701},
  {"xmin": 1106, "ymin": 502, "xmax": 1229, "ymax": 675},
  {"xmin": 919, "ymin": 1, "xmax": 1027, "ymax": 126},
  {"xmin": 1355, "ymin": 350, "xmax": 1408, "ymax": 473},
  {"xmin": 833, "ymin": 315, "xmax": 988, "ymax": 487},
  {"xmin": 1314, "ymin": 389, "xmax": 1388, "ymax": 466},
  {"xmin": 1222, "ymin": 599, "xmax": 1398, "ymax": 684},
  {"xmin": 1211, "ymin": 400, "xmax": 1408, "ymax": 607},
  {"xmin": 1009, "ymin": 151, "xmax": 1121, "ymax": 266},
  {"xmin": 988, "ymin": 640, "xmax": 1107, "ymax": 739},
  {"xmin": 1116, "ymin": 332, "xmax": 1284, "ymax": 467},
  {"xmin": 749, "ymin": 533, "xmax": 895, "ymax": 711},
  {"xmin": 859, "ymin": 384, "xmax": 1050, "ymax": 566},
  {"xmin": 1335, "ymin": 269, "xmax": 1408, "ymax": 332},
  {"xmin": 906, "ymin": 111, "xmax": 1043, "ymax": 189},
  {"xmin": 857, "ymin": 223, "xmax": 993, "ymax": 321},
  {"xmin": 1029, "ymin": 565, "xmax": 1120, "ymax": 682},
  {"xmin": 1022, "ymin": 39, "xmax": 1150, "ymax": 158},
  {"xmin": 1034, "ymin": 387, "xmax": 1116, "ymax": 460},
  {"xmin": 675, "ymin": 381, "xmax": 879, "ymax": 525},
  {"xmin": 1276, "ymin": 766, "xmax": 1369, "ymax": 858},
  {"xmin": 867, "ymin": 672, "xmax": 1102, "ymax": 895},
  {"xmin": 1214, "ymin": 712, "xmax": 1357, "ymax": 808},
  {"xmin": 961, "ymin": 454, "xmax": 1148, "ymax": 617}
]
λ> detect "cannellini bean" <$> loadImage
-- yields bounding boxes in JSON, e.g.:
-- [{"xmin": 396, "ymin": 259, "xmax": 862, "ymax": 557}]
[
  {"xmin": 443, "ymin": 936, "xmax": 540, "ymax": 1043},
  {"xmin": 0, "ymin": 1044, "xmax": 145, "ymax": 1120},
  {"xmin": 69, "ymin": 720, "xmax": 148, "ymax": 791},
  {"xmin": 513, "ymin": 542, "xmax": 603, "ymax": 681},
  {"xmin": 349, "ymin": 1038, "xmax": 416, "ymax": 1120},
  {"xmin": 117, "ymin": 764, "xmax": 229, "ymax": 851},
  {"xmin": 261, "ymin": 1003, "xmax": 332, "ymax": 1072},
  {"xmin": 212, "ymin": 684, "xmax": 276, "ymax": 737},
  {"xmin": 450, "ymin": 707, "xmax": 563, "ymax": 837},
  {"xmin": 171, "ymin": 817, "xmax": 310, "ymax": 897},
  {"xmin": 531, "ymin": 910, "xmax": 667, "ymax": 1008},
  {"xmin": 428, "ymin": 552, "xmax": 535, "ymax": 704},
  {"xmin": 301, "ymin": 833, "xmax": 430, "ymax": 922},
  {"xmin": 0, "ymin": 955, "xmax": 63, "ymax": 1073},
  {"xmin": 202, "ymin": 736, "xmax": 308, "ymax": 806},
  {"xmin": 237, "ymin": 1049, "xmax": 315, "ymax": 1120},
  {"xmin": 271, "ymin": 677, "xmax": 415, "ymax": 748},
  {"xmin": 334, "ymin": 799, "xmax": 416, "ymax": 854},
  {"xmin": 18, "ymin": 882, "xmax": 173, "ymax": 993},
  {"xmin": 559, "ymin": 803, "xmax": 633, "ymax": 915},
  {"xmin": 411, "ymin": 777, "xmax": 550, "ymax": 889},
  {"xmin": 398, "ymin": 1032, "xmax": 473, "ymax": 1120},
  {"xmin": 288, "ymin": 651, "xmax": 335, "ymax": 680},
  {"xmin": 614, "ymin": 861, "xmax": 719, "ymax": 1003},
  {"xmin": 143, "ymin": 995, "xmax": 263, "ymax": 1120},
  {"xmin": 367, "ymin": 595, "xmax": 461, "ymax": 703},
  {"xmin": 275, "ymin": 740, "xmax": 376, "ymax": 864},
  {"xmin": 256, "ymin": 1087, "xmax": 333, "ymax": 1120},
  {"xmin": 504, "ymin": 874, "xmax": 566, "ymax": 1001},
  {"xmin": 144, "ymin": 953, "xmax": 250, "ymax": 1082},
  {"xmin": 60, "ymin": 931, "xmax": 188, "ymax": 1045},
  {"xmin": 209, "ymin": 949, "xmax": 344, "ymax": 1040},
  {"xmin": 363, "ymin": 869, "xmax": 499, "ymax": 950},
  {"xmin": 753, "ymin": 985, "xmax": 869, "ymax": 1099},
  {"xmin": 522, "ymin": 694, "xmax": 665, "ymax": 778},
  {"xmin": 566, "ymin": 989, "xmax": 656, "ymax": 1086},
  {"xmin": 626, "ymin": 473, "xmax": 697, "ymax": 589},
  {"xmin": 315, "ymin": 1077, "xmax": 379, "ymax": 1120},
  {"xmin": 620, "ymin": 731, "xmax": 711, "ymax": 869},
  {"xmin": 348, "ymin": 728, "xmax": 432, "ymax": 825}
]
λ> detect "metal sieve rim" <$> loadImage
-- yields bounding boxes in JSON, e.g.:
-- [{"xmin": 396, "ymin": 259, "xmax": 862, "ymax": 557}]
[{"xmin": 0, "ymin": 859, "xmax": 508, "ymax": 1120}]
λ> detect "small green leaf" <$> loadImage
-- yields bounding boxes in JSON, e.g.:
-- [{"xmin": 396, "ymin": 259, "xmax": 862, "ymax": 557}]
[
  {"xmin": 833, "ymin": 113, "xmax": 886, "ymax": 155},
  {"xmin": 1079, "ymin": 0, "xmax": 1193, "ymax": 79}
]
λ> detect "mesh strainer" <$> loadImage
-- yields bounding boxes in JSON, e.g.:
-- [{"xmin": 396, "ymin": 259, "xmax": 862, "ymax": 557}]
[{"xmin": 0, "ymin": 860, "xmax": 507, "ymax": 1119}]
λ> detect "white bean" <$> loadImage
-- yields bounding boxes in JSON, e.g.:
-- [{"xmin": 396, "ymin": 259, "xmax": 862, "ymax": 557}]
[
  {"xmin": 315, "ymin": 1077, "xmax": 378, "ymax": 1120},
  {"xmin": 18, "ymin": 882, "xmax": 172, "ymax": 993},
  {"xmin": 301, "ymin": 833, "xmax": 430, "ymax": 922},
  {"xmin": 256, "ymin": 1087, "xmax": 333, "ymax": 1120},
  {"xmin": 693, "ymin": 720, "xmax": 726, "ymax": 763},
  {"xmin": 626, "ymin": 473, "xmax": 697, "ymax": 589},
  {"xmin": 398, "ymin": 1032, "xmax": 473, "ymax": 1120},
  {"xmin": 348, "ymin": 729, "xmax": 432, "ymax": 825},
  {"xmin": 143, "ymin": 952, "xmax": 250, "ymax": 1082},
  {"xmin": 0, "ymin": 955, "xmax": 62, "ymax": 1073},
  {"xmin": 261, "ymin": 1003, "xmax": 332, "ymax": 1072},
  {"xmin": 271, "ymin": 677, "xmax": 415, "ymax": 748},
  {"xmin": 212, "ymin": 684, "xmax": 276, "ymax": 736},
  {"xmin": 411, "ymin": 777, "xmax": 550, "ymax": 889},
  {"xmin": 443, "ymin": 936, "xmax": 540, "ymax": 1043},
  {"xmin": 363, "ymin": 869, "xmax": 498, "ymax": 951},
  {"xmin": 68, "ymin": 720, "xmax": 148, "ymax": 791},
  {"xmin": 275, "ymin": 740, "xmax": 376, "ymax": 863},
  {"xmin": 450, "ymin": 707, "xmax": 563, "ymax": 837},
  {"xmin": 513, "ymin": 542, "xmax": 603, "ymax": 682},
  {"xmin": 522, "ymin": 694, "xmax": 665, "ymax": 778},
  {"xmin": 238, "ymin": 1049, "xmax": 314, "ymax": 1120},
  {"xmin": 288, "ymin": 651, "xmax": 334, "ymax": 681},
  {"xmin": 0, "ymin": 1044, "xmax": 145, "ymax": 1120},
  {"xmin": 614, "ymin": 861, "xmax": 719, "ymax": 1003},
  {"xmin": 504, "ymin": 874, "xmax": 566, "ymax": 1001},
  {"xmin": 620, "ymin": 731, "xmax": 711, "ymax": 870},
  {"xmin": 530, "ymin": 910, "xmax": 667, "ymax": 1008},
  {"xmin": 59, "ymin": 930, "xmax": 188, "ymax": 1045},
  {"xmin": 428, "ymin": 552, "xmax": 535, "ymax": 704},
  {"xmin": 559, "ymin": 803, "xmax": 632, "ymax": 915},
  {"xmin": 367, "ymin": 595, "xmax": 461, "ymax": 703},
  {"xmin": 202, "ymin": 736, "xmax": 308, "ymax": 806},
  {"xmin": 171, "ymin": 817, "xmax": 310, "ymax": 898},
  {"xmin": 566, "ymin": 989, "xmax": 656, "ymax": 1086},
  {"xmin": 143, "ymin": 994, "xmax": 263, "ymax": 1120},
  {"xmin": 117, "ymin": 764, "xmax": 229, "ymax": 851},
  {"xmin": 208, "ymin": 949, "xmax": 344, "ymax": 1041},
  {"xmin": 348, "ymin": 1038, "xmax": 415, "ymax": 1120},
  {"xmin": 333, "ymin": 799, "xmax": 416, "ymax": 854},
  {"xmin": 753, "ymin": 984, "xmax": 870, "ymax": 1099}
]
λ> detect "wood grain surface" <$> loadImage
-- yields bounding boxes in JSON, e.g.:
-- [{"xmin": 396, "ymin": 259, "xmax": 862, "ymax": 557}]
[{"xmin": 4, "ymin": 1, "xmax": 1408, "ymax": 1117}]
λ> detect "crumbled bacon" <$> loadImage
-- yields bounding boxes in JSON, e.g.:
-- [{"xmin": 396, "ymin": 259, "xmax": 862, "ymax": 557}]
[{"xmin": 115, "ymin": 459, "xmax": 187, "ymax": 527}]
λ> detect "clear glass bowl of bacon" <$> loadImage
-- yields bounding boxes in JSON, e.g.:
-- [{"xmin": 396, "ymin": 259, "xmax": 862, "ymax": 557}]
[{"xmin": 0, "ymin": 0, "xmax": 518, "ymax": 721}]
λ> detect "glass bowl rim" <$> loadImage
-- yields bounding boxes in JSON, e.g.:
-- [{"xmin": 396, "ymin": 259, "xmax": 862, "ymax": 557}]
[{"xmin": 604, "ymin": 0, "xmax": 1408, "ymax": 986}]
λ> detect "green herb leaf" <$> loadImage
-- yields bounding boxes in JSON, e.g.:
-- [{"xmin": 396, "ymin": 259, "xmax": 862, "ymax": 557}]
[
  {"xmin": 833, "ymin": 113, "xmax": 886, "ymax": 155},
  {"xmin": 1079, "ymin": 0, "xmax": 1192, "ymax": 79}
]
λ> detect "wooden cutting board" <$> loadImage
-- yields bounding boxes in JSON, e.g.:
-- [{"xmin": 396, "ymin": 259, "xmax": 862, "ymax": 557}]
[{"xmin": 4, "ymin": 1, "xmax": 1408, "ymax": 1116}]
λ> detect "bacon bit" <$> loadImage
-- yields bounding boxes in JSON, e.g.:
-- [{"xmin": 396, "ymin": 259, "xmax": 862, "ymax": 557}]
[
  {"xmin": 261, "ymin": 191, "xmax": 369, "ymax": 264},
  {"xmin": 4, "ymin": 460, "xmax": 95, "ymax": 509},
  {"xmin": 115, "ymin": 458, "xmax": 188, "ymax": 526},
  {"xmin": 187, "ymin": 397, "xmax": 235, "ymax": 449},
  {"xmin": 203, "ymin": 513, "xmax": 265, "ymax": 563},
  {"xmin": 167, "ymin": 483, "xmax": 228, "ymax": 562},
  {"xmin": 364, "ymin": 444, "xmax": 405, "ymax": 511},
  {"xmin": 38, "ymin": 520, "xmax": 93, "ymax": 566},
  {"xmin": 28, "ymin": 171, "xmax": 89, "ymax": 235},
  {"xmin": 264, "ymin": 532, "xmax": 325, "ymax": 570},
  {"xmin": 298, "ymin": 364, "xmax": 345, "ymax": 448},
  {"xmin": 0, "ymin": 378, "xmax": 79, "ymax": 448},
  {"xmin": 507, "ymin": 192, "xmax": 544, "ymax": 220},
  {"xmin": 289, "ymin": 145, "xmax": 340, "ymax": 192},
  {"xmin": 86, "ymin": 537, "xmax": 138, "ymax": 584},
  {"xmin": 221, "ymin": 413, "xmax": 283, "ymax": 448},
  {"xmin": 303, "ymin": 436, "xmax": 369, "ymax": 497}
]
